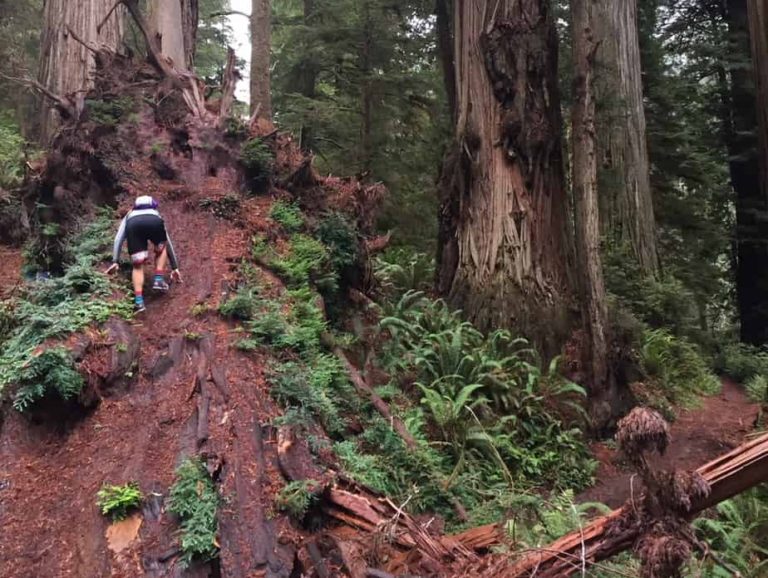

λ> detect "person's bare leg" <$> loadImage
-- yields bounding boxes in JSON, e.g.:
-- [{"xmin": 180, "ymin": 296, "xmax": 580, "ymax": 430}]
[
  {"xmin": 155, "ymin": 245, "xmax": 169, "ymax": 272},
  {"xmin": 132, "ymin": 262, "xmax": 146, "ymax": 310},
  {"xmin": 132, "ymin": 263, "xmax": 145, "ymax": 294}
]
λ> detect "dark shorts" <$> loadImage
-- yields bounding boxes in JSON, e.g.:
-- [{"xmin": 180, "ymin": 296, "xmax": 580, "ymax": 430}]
[{"xmin": 126, "ymin": 214, "xmax": 167, "ymax": 263}]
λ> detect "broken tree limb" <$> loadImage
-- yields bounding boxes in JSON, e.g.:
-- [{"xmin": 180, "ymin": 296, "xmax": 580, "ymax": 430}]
[
  {"xmin": 471, "ymin": 430, "xmax": 768, "ymax": 578},
  {"xmin": 323, "ymin": 334, "xmax": 418, "ymax": 451},
  {"xmin": 0, "ymin": 73, "xmax": 76, "ymax": 120},
  {"xmin": 217, "ymin": 47, "xmax": 240, "ymax": 125}
]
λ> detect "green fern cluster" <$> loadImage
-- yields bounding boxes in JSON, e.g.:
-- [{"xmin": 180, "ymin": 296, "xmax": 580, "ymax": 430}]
[
  {"xmin": 97, "ymin": 482, "xmax": 143, "ymax": 521},
  {"xmin": 272, "ymin": 234, "xmax": 337, "ymax": 291},
  {"xmin": 167, "ymin": 458, "xmax": 220, "ymax": 566},
  {"xmin": 276, "ymin": 480, "xmax": 319, "ymax": 520},
  {"xmin": 316, "ymin": 212, "xmax": 359, "ymax": 271},
  {"xmin": 0, "ymin": 114, "xmax": 26, "ymax": 188},
  {"xmin": 269, "ymin": 201, "xmax": 304, "ymax": 232},
  {"xmin": 379, "ymin": 291, "xmax": 595, "ymax": 491},
  {"xmin": 375, "ymin": 249, "xmax": 435, "ymax": 295},
  {"xmin": 693, "ymin": 489, "xmax": 768, "ymax": 576},
  {"xmin": 12, "ymin": 347, "xmax": 85, "ymax": 412},
  {"xmin": 86, "ymin": 96, "xmax": 135, "ymax": 127},
  {"xmin": 641, "ymin": 328, "xmax": 721, "ymax": 408},
  {"xmin": 240, "ymin": 138, "xmax": 274, "ymax": 191},
  {"xmin": 0, "ymin": 210, "xmax": 131, "ymax": 405}
]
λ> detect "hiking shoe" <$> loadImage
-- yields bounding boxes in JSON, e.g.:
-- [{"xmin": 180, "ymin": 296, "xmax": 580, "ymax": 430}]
[
  {"xmin": 134, "ymin": 301, "xmax": 147, "ymax": 314},
  {"xmin": 152, "ymin": 278, "xmax": 170, "ymax": 292}
]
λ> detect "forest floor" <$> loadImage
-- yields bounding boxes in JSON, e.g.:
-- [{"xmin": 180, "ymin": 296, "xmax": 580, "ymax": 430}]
[
  {"xmin": 577, "ymin": 378, "xmax": 760, "ymax": 508},
  {"xmin": 0, "ymin": 164, "xmax": 304, "ymax": 576}
]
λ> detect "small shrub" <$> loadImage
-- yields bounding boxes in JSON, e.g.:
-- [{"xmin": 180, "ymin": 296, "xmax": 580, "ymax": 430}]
[
  {"xmin": 0, "ymin": 115, "xmax": 26, "ymax": 188},
  {"xmin": 716, "ymin": 342, "xmax": 768, "ymax": 384},
  {"xmin": 272, "ymin": 234, "xmax": 336, "ymax": 291},
  {"xmin": 276, "ymin": 480, "xmax": 319, "ymax": 520},
  {"xmin": 97, "ymin": 483, "xmax": 143, "ymax": 521},
  {"xmin": 269, "ymin": 201, "xmax": 304, "ymax": 232},
  {"xmin": 219, "ymin": 288, "xmax": 258, "ymax": 320},
  {"xmin": 12, "ymin": 347, "xmax": 85, "ymax": 412},
  {"xmin": 168, "ymin": 458, "xmax": 219, "ymax": 566},
  {"xmin": 190, "ymin": 303, "xmax": 210, "ymax": 317},
  {"xmin": 86, "ymin": 97, "xmax": 135, "ymax": 127},
  {"xmin": 240, "ymin": 138, "xmax": 274, "ymax": 191},
  {"xmin": 745, "ymin": 374, "xmax": 768, "ymax": 404},
  {"xmin": 641, "ymin": 329, "xmax": 721, "ymax": 407},
  {"xmin": 375, "ymin": 249, "xmax": 435, "ymax": 295},
  {"xmin": 316, "ymin": 212, "xmax": 359, "ymax": 270}
]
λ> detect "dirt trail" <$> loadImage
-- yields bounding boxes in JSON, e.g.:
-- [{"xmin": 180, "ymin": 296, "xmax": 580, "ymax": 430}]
[
  {"xmin": 0, "ymin": 169, "xmax": 300, "ymax": 576},
  {"xmin": 578, "ymin": 378, "xmax": 760, "ymax": 508}
]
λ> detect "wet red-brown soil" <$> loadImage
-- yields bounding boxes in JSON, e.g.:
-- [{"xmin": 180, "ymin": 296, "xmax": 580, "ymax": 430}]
[
  {"xmin": 0, "ymin": 165, "xmax": 302, "ymax": 576},
  {"xmin": 0, "ymin": 244, "xmax": 22, "ymax": 299},
  {"xmin": 578, "ymin": 378, "xmax": 761, "ymax": 508}
]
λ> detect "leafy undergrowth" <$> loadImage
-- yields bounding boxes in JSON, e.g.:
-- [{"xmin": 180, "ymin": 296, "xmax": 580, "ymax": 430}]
[
  {"xmin": 222, "ymin": 202, "xmax": 596, "ymax": 531},
  {"xmin": 0, "ymin": 209, "xmax": 131, "ymax": 411},
  {"xmin": 97, "ymin": 482, "xmax": 143, "ymax": 522},
  {"xmin": 168, "ymin": 458, "xmax": 220, "ymax": 566}
]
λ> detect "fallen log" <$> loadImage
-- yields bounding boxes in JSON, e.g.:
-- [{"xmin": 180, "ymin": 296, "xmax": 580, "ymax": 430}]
[{"xmin": 470, "ymin": 431, "xmax": 768, "ymax": 577}]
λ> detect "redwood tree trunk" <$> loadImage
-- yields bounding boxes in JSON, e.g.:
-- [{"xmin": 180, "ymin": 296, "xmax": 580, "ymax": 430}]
[
  {"xmin": 148, "ymin": 0, "xmax": 198, "ymax": 71},
  {"xmin": 571, "ymin": 0, "xmax": 610, "ymax": 421},
  {"xmin": 594, "ymin": 0, "xmax": 658, "ymax": 274},
  {"xmin": 729, "ymin": 0, "xmax": 768, "ymax": 345},
  {"xmin": 38, "ymin": 0, "xmax": 124, "ymax": 141},
  {"xmin": 435, "ymin": 0, "xmax": 457, "ymax": 123},
  {"xmin": 250, "ymin": 0, "xmax": 272, "ymax": 119},
  {"xmin": 748, "ymin": 0, "xmax": 768, "ymax": 201},
  {"xmin": 437, "ymin": 0, "xmax": 574, "ymax": 354}
]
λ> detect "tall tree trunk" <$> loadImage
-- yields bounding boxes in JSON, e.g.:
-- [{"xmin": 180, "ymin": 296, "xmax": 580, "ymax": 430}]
[
  {"xmin": 38, "ymin": 0, "xmax": 124, "ymax": 142},
  {"xmin": 571, "ymin": 0, "xmax": 611, "ymax": 424},
  {"xmin": 297, "ymin": 0, "xmax": 318, "ymax": 151},
  {"xmin": 148, "ymin": 0, "xmax": 198, "ymax": 71},
  {"xmin": 594, "ymin": 0, "xmax": 658, "ymax": 274},
  {"xmin": 435, "ymin": 0, "xmax": 456, "ymax": 123},
  {"xmin": 436, "ymin": 0, "xmax": 574, "ymax": 355},
  {"xmin": 729, "ymin": 0, "xmax": 768, "ymax": 345},
  {"xmin": 359, "ymin": 0, "xmax": 374, "ymax": 175},
  {"xmin": 748, "ymin": 0, "xmax": 768, "ymax": 200},
  {"xmin": 250, "ymin": 0, "xmax": 272, "ymax": 119}
]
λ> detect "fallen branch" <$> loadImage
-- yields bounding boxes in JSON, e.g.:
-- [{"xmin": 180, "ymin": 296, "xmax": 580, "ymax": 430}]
[
  {"xmin": 323, "ymin": 333, "xmax": 417, "ymax": 451},
  {"xmin": 0, "ymin": 73, "xmax": 76, "ymax": 119},
  {"xmin": 473, "ymin": 431, "xmax": 768, "ymax": 577}
]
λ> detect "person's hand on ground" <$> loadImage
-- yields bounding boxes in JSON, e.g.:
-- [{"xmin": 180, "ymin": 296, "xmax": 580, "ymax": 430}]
[
  {"xmin": 106, "ymin": 263, "xmax": 119, "ymax": 275},
  {"xmin": 171, "ymin": 269, "xmax": 183, "ymax": 283}
]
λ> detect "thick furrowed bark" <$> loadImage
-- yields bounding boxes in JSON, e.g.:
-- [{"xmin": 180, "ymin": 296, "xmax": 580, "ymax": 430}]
[
  {"xmin": 571, "ymin": 0, "xmax": 611, "ymax": 427},
  {"xmin": 594, "ymin": 0, "xmax": 658, "ymax": 274},
  {"xmin": 38, "ymin": 0, "xmax": 125, "ymax": 141},
  {"xmin": 729, "ymin": 0, "xmax": 768, "ymax": 345},
  {"xmin": 437, "ymin": 0, "xmax": 574, "ymax": 355}
]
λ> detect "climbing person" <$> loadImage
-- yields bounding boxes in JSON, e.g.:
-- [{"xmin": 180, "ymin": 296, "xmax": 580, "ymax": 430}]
[{"xmin": 106, "ymin": 195, "xmax": 182, "ymax": 313}]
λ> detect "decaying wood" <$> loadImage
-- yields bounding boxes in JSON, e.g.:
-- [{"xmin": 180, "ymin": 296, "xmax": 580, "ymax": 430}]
[
  {"xmin": 323, "ymin": 479, "xmax": 479, "ymax": 567},
  {"xmin": 328, "ymin": 340, "xmax": 418, "ymax": 450},
  {"xmin": 217, "ymin": 47, "xmax": 240, "ymax": 124},
  {"xmin": 472, "ymin": 431, "xmax": 768, "ymax": 577}
]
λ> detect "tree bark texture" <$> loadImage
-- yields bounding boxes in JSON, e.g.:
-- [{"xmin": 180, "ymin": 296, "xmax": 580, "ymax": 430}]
[
  {"xmin": 728, "ymin": 0, "xmax": 768, "ymax": 345},
  {"xmin": 436, "ymin": 0, "xmax": 457, "ymax": 123},
  {"xmin": 148, "ymin": 0, "xmax": 198, "ymax": 71},
  {"xmin": 571, "ymin": 0, "xmax": 611, "ymax": 422},
  {"xmin": 38, "ymin": 0, "xmax": 125, "ymax": 141},
  {"xmin": 594, "ymin": 0, "xmax": 659, "ymax": 274},
  {"xmin": 437, "ymin": 0, "xmax": 573, "ymax": 354},
  {"xmin": 250, "ymin": 0, "xmax": 272, "ymax": 119},
  {"xmin": 748, "ymin": 0, "xmax": 768, "ymax": 201}
]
